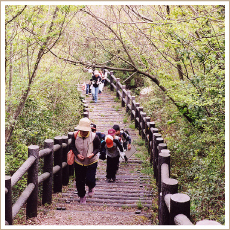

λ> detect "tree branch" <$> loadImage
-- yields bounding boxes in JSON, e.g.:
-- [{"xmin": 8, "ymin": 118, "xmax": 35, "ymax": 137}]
[{"xmin": 5, "ymin": 5, "xmax": 27, "ymax": 25}]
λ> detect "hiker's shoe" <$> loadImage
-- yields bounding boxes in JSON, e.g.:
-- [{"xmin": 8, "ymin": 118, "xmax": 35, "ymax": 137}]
[
  {"xmin": 107, "ymin": 178, "xmax": 112, "ymax": 183},
  {"xmin": 79, "ymin": 196, "xmax": 86, "ymax": 204},
  {"xmin": 111, "ymin": 177, "xmax": 116, "ymax": 182},
  {"xmin": 88, "ymin": 188, "xmax": 95, "ymax": 198},
  {"xmin": 124, "ymin": 155, "xmax": 128, "ymax": 163}
]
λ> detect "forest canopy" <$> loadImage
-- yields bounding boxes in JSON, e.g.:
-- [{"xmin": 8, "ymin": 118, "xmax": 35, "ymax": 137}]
[{"xmin": 4, "ymin": 3, "xmax": 227, "ymax": 224}]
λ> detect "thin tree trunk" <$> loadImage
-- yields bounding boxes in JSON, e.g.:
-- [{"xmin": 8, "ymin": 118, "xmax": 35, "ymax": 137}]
[{"xmin": 5, "ymin": 7, "xmax": 60, "ymax": 144}]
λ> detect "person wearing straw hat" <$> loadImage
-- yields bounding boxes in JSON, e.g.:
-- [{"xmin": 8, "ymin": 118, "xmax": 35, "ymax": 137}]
[
  {"xmin": 70, "ymin": 118, "xmax": 101, "ymax": 204},
  {"xmin": 100, "ymin": 129, "xmax": 124, "ymax": 182}
]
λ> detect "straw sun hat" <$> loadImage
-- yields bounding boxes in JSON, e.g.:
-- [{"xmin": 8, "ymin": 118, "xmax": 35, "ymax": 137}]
[{"xmin": 76, "ymin": 118, "xmax": 91, "ymax": 132}]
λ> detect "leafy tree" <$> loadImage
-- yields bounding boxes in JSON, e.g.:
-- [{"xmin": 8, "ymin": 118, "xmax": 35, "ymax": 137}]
[{"xmin": 5, "ymin": 5, "xmax": 83, "ymax": 143}]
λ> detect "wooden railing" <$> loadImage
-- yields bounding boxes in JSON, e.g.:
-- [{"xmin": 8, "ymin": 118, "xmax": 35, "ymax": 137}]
[
  {"xmin": 5, "ymin": 101, "xmax": 88, "ymax": 225},
  {"xmin": 98, "ymin": 70, "xmax": 222, "ymax": 226}
]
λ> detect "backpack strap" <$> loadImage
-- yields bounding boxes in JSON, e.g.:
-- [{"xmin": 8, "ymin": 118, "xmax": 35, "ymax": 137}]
[{"xmin": 74, "ymin": 130, "xmax": 79, "ymax": 139}]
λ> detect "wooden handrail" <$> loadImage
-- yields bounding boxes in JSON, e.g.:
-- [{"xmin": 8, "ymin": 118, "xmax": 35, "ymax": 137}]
[{"xmin": 5, "ymin": 99, "xmax": 85, "ymax": 225}]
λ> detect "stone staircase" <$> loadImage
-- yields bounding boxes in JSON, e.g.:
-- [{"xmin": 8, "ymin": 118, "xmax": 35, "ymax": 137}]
[{"xmin": 22, "ymin": 84, "xmax": 157, "ymax": 225}]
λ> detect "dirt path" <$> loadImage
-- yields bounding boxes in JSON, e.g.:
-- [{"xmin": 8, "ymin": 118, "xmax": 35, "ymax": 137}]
[{"xmin": 18, "ymin": 86, "xmax": 158, "ymax": 226}]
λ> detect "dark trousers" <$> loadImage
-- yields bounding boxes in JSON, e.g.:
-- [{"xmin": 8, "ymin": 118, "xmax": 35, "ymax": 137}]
[
  {"xmin": 106, "ymin": 155, "xmax": 120, "ymax": 179},
  {"xmin": 75, "ymin": 162, "xmax": 98, "ymax": 198},
  {"xmin": 123, "ymin": 142, "xmax": 127, "ymax": 151}
]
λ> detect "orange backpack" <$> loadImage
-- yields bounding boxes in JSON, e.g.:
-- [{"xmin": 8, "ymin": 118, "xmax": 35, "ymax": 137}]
[{"xmin": 67, "ymin": 131, "xmax": 79, "ymax": 165}]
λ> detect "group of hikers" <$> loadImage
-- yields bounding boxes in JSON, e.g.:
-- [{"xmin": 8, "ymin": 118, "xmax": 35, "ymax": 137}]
[
  {"xmin": 70, "ymin": 117, "xmax": 132, "ymax": 204},
  {"xmin": 85, "ymin": 69, "xmax": 106, "ymax": 103}
]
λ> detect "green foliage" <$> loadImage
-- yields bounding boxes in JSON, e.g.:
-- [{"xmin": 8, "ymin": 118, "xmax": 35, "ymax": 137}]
[
  {"xmin": 137, "ymin": 200, "xmax": 143, "ymax": 210},
  {"xmin": 129, "ymin": 123, "xmax": 135, "ymax": 129},
  {"xmin": 115, "ymin": 105, "xmax": 120, "ymax": 111},
  {"xmin": 123, "ymin": 118, "xmax": 128, "ymax": 123},
  {"xmin": 134, "ymin": 138, "xmax": 145, "ymax": 146},
  {"xmin": 138, "ymin": 79, "xmax": 225, "ymax": 224},
  {"xmin": 5, "ymin": 62, "xmax": 84, "ymax": 197},
  {"xmin": 114, "ymin": 97, "xmax": 120, "ymax": 102}
]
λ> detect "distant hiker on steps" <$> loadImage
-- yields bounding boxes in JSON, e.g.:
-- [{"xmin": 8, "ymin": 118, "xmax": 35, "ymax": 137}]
[
  {"xmin": 90, "ymin": 70, "xmax": 101, "ymax": 103},
  {"xmin": 70, "ymin": 118, "xmax": 101, "ymax": 204}
]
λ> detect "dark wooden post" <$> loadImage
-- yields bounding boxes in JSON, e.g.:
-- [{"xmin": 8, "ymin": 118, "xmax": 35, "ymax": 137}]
[
  {"xmin": 126, "ymin": 91, "xmax": 131, "ymax": 113},
  {"xmin": 134, "ymin": 104, "xmax": 140, "ymax": 129},
  {"xmin": 158, "ymin": 149, "xmax": 170, "ymax": 223},
  {"xmin": 158, "ymin": 146, "xmax": 168, "ymax": 189},
  {"xmin": 130, "ymin": 98, "xmax": 136, "ymax": 121},
  {"xmin": 148, "ymin": 122, "xmax": 155, "ymax": 154},
  {"xmin": 62, "ymin": 136, "xmax": 69, "ymax": 186},
  {"xmin": 83, "ymin": 111, "xmax": 89, "ymax": 118},
  {"xmin": 68, "ymin": 132, "xmax": 74, "ymax": 176},
  {"xmin": 161, "ymin": 178, "xmax": 178, "ymax": 225},
  {"xmin": 84, "ymin": 107, "xmax": 89, "ymax": 113},
  {"xmin": 152, "ymin": 133, "xmax": 162, "ymax": 178},
  {"xmin": 150, "ymin": 127, "xmax": 158, "ymax": 164},
  {"xmin": 42, "ymin": 139, "xmax": 54, "ymax": 205},
  {"xmin": 26, "ymin": 145, "xmax": 39, "ymax": 218},
  {"xmin": 121, "ymin": 85, "xmax": 126, "ymax": 107},
  {"xmin": 144, "ymin": 117, "xmax": 151, "ymax": 143},
  {"xmin": 155, "ymin": 137, "xmax": 164, "ymax": 183},
  {"xmin": 110, "ymin": 71, "xmax": 114, "ymax": 91},
  {"xmin": 170, "ymin": 193, "xmax": 190, "ymax": 225},
  {"xmin": 54, "ymin": 136, "xmax": 63, "ymax": 193},
  {"xmin": 129, "ymin": 95, "xmax": 135, "ymax": 119},
  {"xmin": 140, "ymin": 112, "xmax": 146, "ymax": 138},
  {"xmin": 5, "ymin": 176, "xmax": 12, "ymax": 225},
  {"xmin": 116, "ymin": 78, "xmax": 120, "ymax": 98}
]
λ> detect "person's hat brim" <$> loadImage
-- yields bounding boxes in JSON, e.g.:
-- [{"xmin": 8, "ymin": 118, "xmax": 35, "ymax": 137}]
[{"xmin": 76, "ymin": 125, "xmax": 91, "ymax": 132}]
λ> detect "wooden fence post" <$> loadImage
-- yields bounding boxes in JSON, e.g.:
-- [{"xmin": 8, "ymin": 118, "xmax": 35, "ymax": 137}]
[
  {"xmin": 150, "ymin": 127, "xmax": 158, "ymax": 164},
  {"xmin": 83, "ymin": 111, "xmax": 89, "ymax": 118},
  {"xmin": 157, "ymin": 146, "xmax": 168, "ymax": 189},
  {"xmin": 116, "ymin": 78, "xmax": 120, "ymax": 98},
  {"xmin": 160, "ymin": 178, "xmax": 178, "ymax": 225},
  {"xmin": 148, "ymin": 122, "xmax": 155, "ymax": 155},
  {"xmin": 110, "ymin": 71, "xmax": 114, "ymax": 91},
  {"xmin": 42, "ymin": 139, "xmax": 54, "ymax": 205},
  {"xmin": 62, "ymin": 136, "xmax": 69, "ymax": 186},
  {"xmin": 54, "ymin": 136, "xmax": 63, "ymax": 193},
  {"xmin": 130, "ymin": 98, "xmax": 136, "ymax": 121},
  {"xmin": 134, "ymin": 104, "xmax": 140, "ymax": 129},
  {"xmin": 5, "ymin": 176, "xmax": 12, "ymax": 225},
  {"xmin": 144, "ymin": 117, "xmax": 151, "ymax": 143},
  {"xmin": 155, "ymin": 137, "xmax": 164, "ymax": 183},
  {"xmin": 140, "ymin": 112, "xmax": 146, "ymax": 138},
  {"xmin": 152, "ymin": 133, "xmax": 162, "ymax": 178},
  {"xmin": 158, "ymin": 149, "xmax": 170, "ymax": 224},
  {"xmin": 26, "ymin": 145, "xmax": 39, "ymax": 218},
  {"xmin": 170, "ymin": 193, "xmax": 190, "ymax": 225},
  {"xmin": 68, "ymin": 132, "xmax": 74, "ymax": 176},
  {"xmin": 126, "ymin": 91, "xmax": 131, "ymax": 113},
  {"xmin": 121, "ymin": 85, "xmax": 126, "ymax": 107},
  {"xmin": 129, "ymin": 96, "xmax": 135, "ymax": 118}
]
